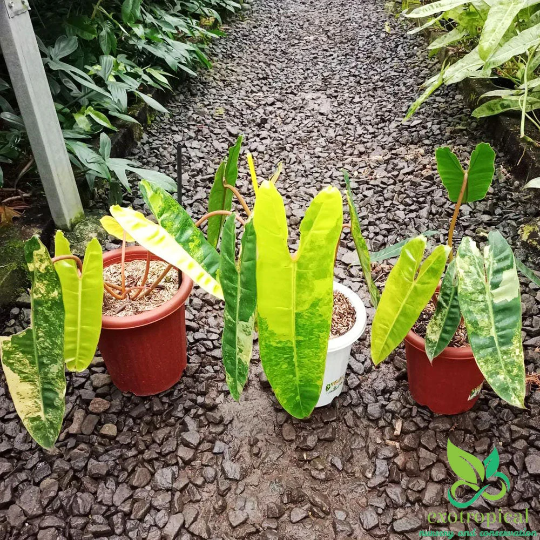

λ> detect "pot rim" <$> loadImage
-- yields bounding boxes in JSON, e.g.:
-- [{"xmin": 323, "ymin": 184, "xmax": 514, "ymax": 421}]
[
  {"xmin": 101, "ymin": 246, "xmax": 194, "ymax": 330},
  {"xmin": 328, "ymin": 281, "xmax": 367, "ymax": 352}
]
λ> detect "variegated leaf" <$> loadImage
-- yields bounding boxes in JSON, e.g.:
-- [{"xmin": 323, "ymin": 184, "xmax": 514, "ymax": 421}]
[
  {"xmin": 371, "ymin": 236, "xmax": 450, "ymax": 365},
  {"xmin": 254, "ymin": 181, "xmax": 343, "ymax": 418},
  {"xmin": 0, "ymin": 237, "xmax": 65, "ymax": 449},
  {"xmin": 110, "ymin": 205, "xmax": 223, "ymax": 299},
  {"xmin": 220, "ymin": 215, "xmax": 257, "ymax": 400},
  {"xmin": 54, "ymin": 232, "xmax": 104, "ymax": 372},
  {"xmin": 456, "ymin": 232, "xmax": 525, "ymax": 408},
  {"xmin": 425, "ymin": 259, "xmax": 461, "ymax": 361}
]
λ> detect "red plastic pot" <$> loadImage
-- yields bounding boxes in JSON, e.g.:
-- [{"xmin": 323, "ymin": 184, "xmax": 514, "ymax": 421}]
[
  {"xmin": 99, "ymin": 246, "xmax": 193, "ymax": 396},
  {"xmin": 404, "ymin": 289, "xmax": 484, "ymax": 415}
]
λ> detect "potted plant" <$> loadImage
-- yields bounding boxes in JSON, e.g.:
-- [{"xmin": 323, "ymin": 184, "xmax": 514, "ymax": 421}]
[{"xmin": 349, "ymin": 142, "xmax": 533, "ymax": 414}]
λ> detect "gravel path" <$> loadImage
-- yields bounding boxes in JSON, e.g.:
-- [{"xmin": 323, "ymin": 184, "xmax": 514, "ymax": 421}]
[{"xmin": 2, "ymin": 0, "xmax": 540, "ymax": 539}]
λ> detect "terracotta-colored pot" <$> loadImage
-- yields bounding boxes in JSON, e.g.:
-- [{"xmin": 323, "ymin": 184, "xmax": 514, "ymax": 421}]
[
  {"xmin": 99, "ymin": 246, "xmax": 193, "ymax": 396},
  {"xmin": 404, "ymin": 288, "xmax": 484, "ymax": 415}
]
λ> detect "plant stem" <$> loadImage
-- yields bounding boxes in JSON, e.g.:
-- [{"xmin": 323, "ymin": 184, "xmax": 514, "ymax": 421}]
[
  {"xmin": 91, "ymin": 0, "xmax": 103, "ymax": 20},
  {"xmin": 104, "ymin": 283, "xmax": 124, "ymax": 300},
  {"xmin": 447, "ymin": 171, "xmax": 468, "ymax": 262},
  {"xmin": 224, "ymin": 183, "xmax": 251, "ymax": 216},
  {"xmin": 195, "ymin": 210, "xmax": 246, "ymax": 228},
  {"xmin": 139, "ymin": 264, "xmax": 173, "ymax": 299},
  {"xmin": 52, "ymin": 255, "xmax": 83, "ymax": 275},
  {"xmin": 132, "ymin": 252, "xmax": 151, "ymax": 300},
  {"xmin": 121, "ymin": 232, "xmax": 127, "ymax": 297}
]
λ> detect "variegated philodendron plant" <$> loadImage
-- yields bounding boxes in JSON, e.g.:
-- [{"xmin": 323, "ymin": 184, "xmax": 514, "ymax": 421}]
[
  {"xmin": 106, "ymin": 137, "xmax": 400, "ymax": 419},
  {"xmin": 0, "ymin": 234, "xmax": 104, "ymax": 449},
  {"xmin": 348, "ymin": 142, "xmax": 535, "ymax": 408}
]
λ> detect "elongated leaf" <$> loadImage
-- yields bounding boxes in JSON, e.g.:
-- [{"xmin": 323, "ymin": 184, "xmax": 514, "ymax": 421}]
[
  {"xmin": 473, "ymin": 96, "xmax": 540, "ymax": 118},
  {"xmin": 371, "ymin": 236, "xmax": 450, "ymax": 365},
  {"xmin": 369, "ymin": 231, "xmax": 440, "ymax": 263},
  {"xmin": 253, "ymin": 182, "xmax": 343, "ymax": 418},
  {"xmin": 407, "ymin": 14, "xmax": 443, "ymax": 35},
  {"xmin": 110, "ymin": 206, "xmax": 223, "ymax": 299},
  {"xmin": 516, "ymin": 257, "xmax": 540, "ymax": 287},
  {"xmin": 444, "ymin": 47, "xmax": 485, "ymax": 85},
  {"xmin": 524, "ymin": 177, "xmax": 540, "ymax": 189},
  {"xmin": 456, "ymin": 232, "xmax": 525, "ymax": 408},
  {"xmin": 54, "ymin": 232, "xmax": 104, "ymax": 372},
  {"xmin": 125, "ymin": 167, "xmax": 176, "ymax": 192},
  {"xmin": 0, "ymin": 237, "xmax": 65, "ymax": 449},
  {"xmin": 447, "ymin": 439, "xmax": 485, "ymax": 486},
  {"xmin": 406, "ymin": 0, "xmax": 473, "ymax": 17},
  {"xmin": 134, "ymin": 91, "xmax": 168, "ymax": 114},
  {"xmin": 437, "ymin": 143, "xmax": 494, "ymax": 203},
  {"xmin": 486, "ymin": 22, "xmax": 540, "ymax": 69},
  {"xmin": 428, "ymin": 27, "xmax": 468, "ymax": 50},
  {"xmin": 344, "ymin": 172, "xmax": 379, "ymax": 307},
  {"xmin": 140, "ymin": 179, "xmax": 221, "ymax": 283},
  {"xmin": 425, "ymin": 259, "xmax": 461, "ymax": 360},
  {"xmin": 207, "ymin": 136, "xmax": 243, "ymax": 247},
  {"xmin": 479, "ymin": 0, "xmax": 523, "ymax": 61},
  {"xmin": 405, "ymin": 75, "xmax": 444, "ymax": 121},
  {"xmin": 220, "ymin": 215, "xmax": 257, "ymax": 400},
  {"xmin": 122, "ymin": 0, "xmax": 141, "ymax": 24}
]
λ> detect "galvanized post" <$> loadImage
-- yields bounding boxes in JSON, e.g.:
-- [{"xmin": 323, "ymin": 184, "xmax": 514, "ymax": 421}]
[{"xmin": 0, "ymin": 0, "xmax": 84, "ymax": 229}]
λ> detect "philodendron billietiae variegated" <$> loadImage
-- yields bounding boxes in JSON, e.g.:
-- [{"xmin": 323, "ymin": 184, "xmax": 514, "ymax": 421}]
[
  {"xmin": 456, "ymin": 232, "xmax": 526, "ymax": 408},
  {"xmin": 0, "ymin": 237, "xmax": 66, "ymax": 450},
  {"xmin": 253, "ymin": 181, "xmax": 343, "ymax": 418}
]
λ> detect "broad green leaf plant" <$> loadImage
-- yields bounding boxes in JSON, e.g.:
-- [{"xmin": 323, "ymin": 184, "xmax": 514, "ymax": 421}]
[
  {"xmin": 404, "ymin": 0, "xmax": 540, "ymax": 138},
  {"xmin": 0, "ymin": 236, "xmax": 105, "ymax": 449},
  {"xmin": 349, "ymin": 142, "xmax": 531, "ymax": 407}
]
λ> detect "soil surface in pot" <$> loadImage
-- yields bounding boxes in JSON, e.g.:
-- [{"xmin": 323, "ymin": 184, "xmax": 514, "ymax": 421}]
[
  {"xmin": 330, "ymin": 291, "xmax": 356, "ymax": 339},
  {"xmin": 103, "ymin": 259, "xmax": 179, "ymax": 317},
  {"xmin": 412, "ymin": 300, "xmax": 468, "ymax": 347}
]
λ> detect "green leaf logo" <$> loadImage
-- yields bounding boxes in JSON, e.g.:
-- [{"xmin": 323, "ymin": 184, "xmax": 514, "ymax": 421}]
[{"xmin": 447, "ymin": 440, "xmax": 510, "ymax": 508}]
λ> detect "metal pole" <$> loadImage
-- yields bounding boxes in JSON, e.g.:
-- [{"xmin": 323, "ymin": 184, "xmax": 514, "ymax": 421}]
[
  {"xmin": 0, "ymin": 0, "xmax": 84, "ymax": 230},
  {"xmin": 176, "ymin": 142, "xmax": 183, "ymax": 206}
]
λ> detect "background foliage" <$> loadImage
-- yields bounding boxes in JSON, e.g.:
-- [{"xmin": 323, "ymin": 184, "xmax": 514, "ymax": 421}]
[{"xmin": 0, "ymin": 0, "xmax": 240, "ymax": 203}]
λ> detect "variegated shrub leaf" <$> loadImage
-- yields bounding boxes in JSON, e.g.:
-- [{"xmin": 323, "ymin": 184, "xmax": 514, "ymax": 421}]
[
  {"xmin": 456, "ymin": 232, "xmax": 525, "ymax": 408},
  {"xmin": 54, "ymin": 231, "xmax": 104, "ymax": 372},
  {"xmin": 0, "ymin": 237, "xmax": 66, "ymax": 449},
  {"xmin": 100, "ymin": 215, "xmax": 135, "ymax": 242},
  {"xmin": 425, "ymin": 259, "xmax": 461, "ymax": 361},
  {"xmin": 220, "ymin": 214, "xmax": 257, "ymax": 400},
  {"xmin": 344, "ymin": 171, "xmax": 380, "ymax": 308},
  {"xmin": 207, "ymin": 136, "xmax": 243, "ymax": 247},
  {"xmin": 140, "ymin": 180, "xmax": 221, "ymax": 280},
  {"xmin": 371, "ymin": 236, "xmax": 450, "ymax": 365},
  {"xmin": 110, "ymin": 205, "xmax": 223, "ymax": 299},
  {"xmin": 254, "ymin": 181, "xmax": 343, "ymax": 419}
]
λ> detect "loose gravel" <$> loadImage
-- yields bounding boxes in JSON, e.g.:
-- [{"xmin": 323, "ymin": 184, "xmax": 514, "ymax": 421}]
[{"xmin": 2, "ymin": 0, "xmax": 540, "ymax": 538}]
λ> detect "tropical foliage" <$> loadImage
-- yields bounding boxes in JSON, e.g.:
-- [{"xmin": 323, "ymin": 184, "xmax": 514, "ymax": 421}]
[
  {"xmin": 0, "ymin": 0, "xmax": 241, "ymax": 199},
  {"xmin": 404, "ymin": 0, "xmax": 540, "ymax": 139}
]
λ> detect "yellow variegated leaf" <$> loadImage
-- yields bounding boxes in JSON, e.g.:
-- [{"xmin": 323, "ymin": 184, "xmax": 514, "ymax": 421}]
[
  {"xmin": 100, "ymin": 215, "xmax": 135, "ymax": 242},
  {"xmin": 110, "ymin": 205, "xmax": 224, "ymax": 299}
]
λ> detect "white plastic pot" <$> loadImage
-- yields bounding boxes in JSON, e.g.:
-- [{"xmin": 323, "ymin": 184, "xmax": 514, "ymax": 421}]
[{"xmin": 316, "ymin": 282, "xmax": 367, "ymax": 408}]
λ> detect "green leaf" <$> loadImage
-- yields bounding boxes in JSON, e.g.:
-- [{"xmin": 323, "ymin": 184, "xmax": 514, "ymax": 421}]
[
  {"xmin": 436, "ymin": 146, "xmax": 465, "ymax": 202},
  {"xmin": 138, "ymin": 180, "xmax": 222, "ymax": 292},
  {"xmin": 99, "ymin": 133, "xmax": 111, "ymax": 161},
  {"xmin": 86, "ymin": 107, "xmax": 118, "ymax": 131},
  {"xmin": 51, "ymin": 36, "xmax": 79, "ymax": 60},
  {"xmin": 484, "ymin": 447, "xmax": 500, "ymax": 479},
  {"xmin": 425, "ymin": 259, "xmax": 461, "ymax": 360},
  {"xmin": 371, "ymin": 236, "xmax": 450, "ymax": 365},
  {"xmin": 406, "ymin": 0, "xmax": 473, "ymax": 17},
  {"xmin": 369, "ymin": 231, "xmax": 440, "ymax": 263},
  {"xmin": 486, "ymin": 22, "xmax": 540, "ymax": 69},
  {"xmin": 54, "ymin": 232, "xmax": 104, "ymax": 372},
  {"xmin": 207, "ymin": 136, "xmax": 243, "ymax": 247},
  {"xmin": 437, "ymin": 143, "xmax": 495, "ymax": 203},
  {"xmin": 456, "ymin": 232, "xmax": 525, "ymax": 408},
  {"xmin": 134, "ymin": 91, "xmax": 168, "ymax": 114},
  {"xmin": 122, "ymin": 0, "xmax": 142, "ymax": 24},
  {"xmin": 404, "ymin": 75, "xmax": 444, "ymax": 121},
  {"xmin": 65, "ymin": 15, "xmax": 98, "ymax": 40},
  {"xmin": 0, "ymin": 237, "xmax": 65, "ymax": 449},
  {"xmin": 220, "ymin": 215, "xmax": 257, "ymax": 400},
  {"xmin": 473, "ymin": 96, "xmax": 540, "ymax": 118},
  {"xmin": 253, "ymin": 182, "xmax": 343, "ymax": 418},
  {"xmin": 428, "ymin": 28, "xmax": 468, "ymax": 50},
  {"xmin": 516, "ymin": 257, "xmax": 540, "ymax": 287},
  {"xmin": 99, "ymin": 25, "xmax": 117, "ymax": 55},
  {"xmin": 98, "ymin": 55, "xmax": 115, "ymax": 81},
  {"xmin": 447, "ymin": 439, "xmax": 485, "ymax": 485},
  {"xmin": 344, "ymin": 171, "xmax": 379, "ymax": 307},
  {"xmin": 125, "ymin": 167, "xmax": 176, "ymax": 192},
  {"xmin": 479, "ymin": 0, "xmax": 523, "ymax": 61}
]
